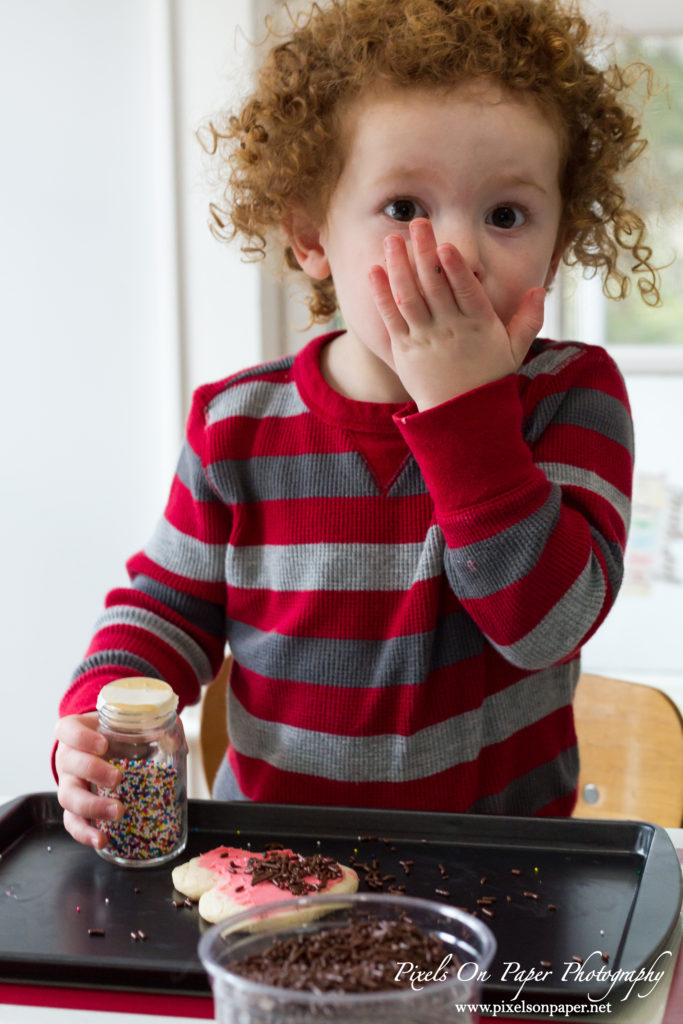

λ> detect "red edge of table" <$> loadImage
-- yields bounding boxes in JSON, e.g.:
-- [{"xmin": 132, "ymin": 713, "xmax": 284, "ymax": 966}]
[
  {"xmin": 0, "ymin": 984, "xmax": 214, "ymax": 1019},
  {"xmin": 2, "ymin": 850, "xmax": 682, "ymax": 1022}
]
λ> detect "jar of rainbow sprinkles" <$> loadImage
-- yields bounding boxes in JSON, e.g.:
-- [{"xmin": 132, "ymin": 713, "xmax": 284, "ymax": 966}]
[{"xmin": 95, "ymin": 677, "xmax": 187, "ymax": 868}]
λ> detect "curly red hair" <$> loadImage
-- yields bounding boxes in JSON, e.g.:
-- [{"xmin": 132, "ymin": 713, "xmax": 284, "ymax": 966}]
[{"xmin": 202, "ymin": 0, "xmax": 660, "ymax": 322}]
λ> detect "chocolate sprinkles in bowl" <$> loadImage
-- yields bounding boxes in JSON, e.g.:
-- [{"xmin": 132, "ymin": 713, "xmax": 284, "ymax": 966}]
[{"xmin": 199, "ymin": 892, "xmax": 496, "ymax": 1024}]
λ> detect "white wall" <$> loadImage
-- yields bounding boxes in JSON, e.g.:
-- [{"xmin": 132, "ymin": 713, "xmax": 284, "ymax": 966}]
[
  {"xmin": 0, "ymin": 0, "xmax": 260, "ymax": 795},
  {"xmin": 172, "ymin": 0, "xmax": 261, "ymax": 398},
  {"xmin": 573, "ymin": 0, "xmax": 683, "ymax": 711},
  {"xmin": 581, "ymin": 376, "xmax": 683, "ymax": 714}
]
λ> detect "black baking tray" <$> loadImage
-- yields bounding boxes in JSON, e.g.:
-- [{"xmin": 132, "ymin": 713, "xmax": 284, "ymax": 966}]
[{"xmin": 0, "ymin": 793, "xmax": 680, "ymax": 1004}]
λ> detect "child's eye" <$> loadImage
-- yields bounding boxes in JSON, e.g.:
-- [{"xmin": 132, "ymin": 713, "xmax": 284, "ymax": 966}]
[
  {"xmin": 486, "ymin": 205, "xmax": 526, "ymax": 229},
  {"xmin": 382, "ymin": 198, "xmax": 427, "ymax": 222}
]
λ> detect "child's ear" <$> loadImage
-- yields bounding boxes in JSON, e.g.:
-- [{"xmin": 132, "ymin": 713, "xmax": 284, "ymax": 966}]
[
  {"xmin": 282, "ymin": 208, "xmax": 330, "ymax": 280},
  {"xmin": 544, "ymin": 233, "xmax": 565, "ymax": 289}
]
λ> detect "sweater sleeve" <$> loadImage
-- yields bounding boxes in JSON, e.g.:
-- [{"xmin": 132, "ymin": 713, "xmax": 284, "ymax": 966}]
[
  {"xmin": 58, "ymin": 384, "xmax": 230, "ymax": 719},
  {"xmin": 394, "ymin": 342, "xmax": 633, "ymax": 670}
]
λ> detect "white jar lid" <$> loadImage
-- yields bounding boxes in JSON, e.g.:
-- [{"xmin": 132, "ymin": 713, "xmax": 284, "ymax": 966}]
[{"xmin": 97, "ymin": 677, "xmax": 178, "ymax": 717}]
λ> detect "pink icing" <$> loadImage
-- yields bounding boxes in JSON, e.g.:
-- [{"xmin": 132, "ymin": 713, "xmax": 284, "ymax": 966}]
[{"xmin": 197, "ymin": 846, "xmax": 344, "ymax": 909}]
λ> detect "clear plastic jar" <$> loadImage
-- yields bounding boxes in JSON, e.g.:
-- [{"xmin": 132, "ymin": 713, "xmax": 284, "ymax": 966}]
[
  {"xmin": 94, "ymin": 677, "xmax": 187, "ymax": 868},
  {"xmin": 199, "ymin": 893, "xmax": 496, "ymax": 1024}
]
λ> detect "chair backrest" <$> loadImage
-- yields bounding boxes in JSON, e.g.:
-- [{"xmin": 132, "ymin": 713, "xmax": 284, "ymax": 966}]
[
  {"xmin": 573, "ymin": 673, "xmax": 683, "ymax": 827},
  {"xmin": 199, "ymin": 655, "xmax": 232, "ymax": 794}
]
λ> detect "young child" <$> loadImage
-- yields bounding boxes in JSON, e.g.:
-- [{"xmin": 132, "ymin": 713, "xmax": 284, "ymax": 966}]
[{"xmin": 55, "ymin": 0, "xmax": 659, "ymax": 849}]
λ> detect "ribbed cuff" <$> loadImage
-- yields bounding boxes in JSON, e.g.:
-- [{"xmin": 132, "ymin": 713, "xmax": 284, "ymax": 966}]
[{"xmin": 394, "ymin": 375, "xmax": 539, "ymax": 514}]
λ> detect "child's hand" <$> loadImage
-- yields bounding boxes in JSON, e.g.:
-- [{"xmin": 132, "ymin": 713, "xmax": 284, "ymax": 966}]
[
  {"xmin": 54, "ymin": 712, "xmax": 122, "ymax": 849},
  {"xmin": 368, "ymin": 218, "xmax": 546, "ymax": 410}
]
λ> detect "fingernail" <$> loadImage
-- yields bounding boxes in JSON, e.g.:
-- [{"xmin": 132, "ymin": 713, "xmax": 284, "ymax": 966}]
[
  {"xmin": 384, "ymin": 235, "xmax": 401, "ymax": 252},
  {"xmin": 94, "ymin": 736, "xmax": 107, "ymax": 756},
  {"xmin": 107, "ymin": 802, "xmax": 121, "ymax": 821}
]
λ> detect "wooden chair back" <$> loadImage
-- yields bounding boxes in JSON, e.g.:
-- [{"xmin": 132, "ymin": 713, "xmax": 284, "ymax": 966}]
[
  {"xmin": 199, "ymin": 655, "xmax": 232, "ymax": 794},
  {"xmin": 573, "ymin": 673, "xmax": 683, "ymax": 827}
]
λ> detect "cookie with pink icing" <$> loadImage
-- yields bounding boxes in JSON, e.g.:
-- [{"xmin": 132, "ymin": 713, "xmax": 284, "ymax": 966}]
[{"xmin": 171, "ymin": 845, "xmax": 359, "ymax": 924}]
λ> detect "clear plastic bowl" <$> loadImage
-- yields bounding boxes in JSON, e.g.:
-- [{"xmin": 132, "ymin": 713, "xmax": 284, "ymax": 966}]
[{"xmin": 198, "ymin": 892, "xmax": 496, "ymax": 1023}]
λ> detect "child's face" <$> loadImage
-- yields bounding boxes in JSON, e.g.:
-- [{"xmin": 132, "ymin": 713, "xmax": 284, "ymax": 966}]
[{"xmin": 301, "ymin": 81, "xmax": 564, "ymax": 383}]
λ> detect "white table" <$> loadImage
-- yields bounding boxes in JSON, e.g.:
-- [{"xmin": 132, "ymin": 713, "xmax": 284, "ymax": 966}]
[
  {"xmin": 1, "ymin": 796, "xmax": 680, "ymax": 1024},
  {"xmin": 0, "ymin": 1009, "xmax": 193, "ymax": 1023}
]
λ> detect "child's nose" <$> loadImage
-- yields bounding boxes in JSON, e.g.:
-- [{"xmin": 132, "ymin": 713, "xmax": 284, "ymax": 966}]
[
  {"xmin": 435, "ymin": 219, "xmax": 484, "ymax": 280},
  {"xmin": 449, "ymin": 230, "xmax": 484, "ymax": 280}
]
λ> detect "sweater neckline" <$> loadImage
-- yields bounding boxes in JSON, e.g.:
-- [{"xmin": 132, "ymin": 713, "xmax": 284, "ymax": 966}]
[{"xmin": 293, "ymin": 331, "xmax": 411, "ymax": 435}]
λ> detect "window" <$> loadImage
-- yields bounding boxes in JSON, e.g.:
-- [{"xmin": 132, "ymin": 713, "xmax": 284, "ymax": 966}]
[{"xmin": 556, "ymin": 34, "xmax": 683, "ymax": 370}]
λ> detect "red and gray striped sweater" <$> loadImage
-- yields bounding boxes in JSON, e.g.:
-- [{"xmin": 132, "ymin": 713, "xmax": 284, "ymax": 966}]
[{"xmin": 60, "ymin": 331, "xmax": 633, "ymax": 816}]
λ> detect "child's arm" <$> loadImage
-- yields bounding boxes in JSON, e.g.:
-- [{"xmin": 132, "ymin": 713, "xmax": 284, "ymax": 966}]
[
  {"xmin": 55, "ymin": 384, "xmax": 230, "ymax": 843},
  {"xmin": 373, "ymin": 223, "xmax": 633, "ymax": 669},
  {"xmin": 59, "ymin": 382, "xmax": 229, "ymax": 724},
  {"xmin": 396, "ymin": 350, "xmax": 632, "ymax": 669}
]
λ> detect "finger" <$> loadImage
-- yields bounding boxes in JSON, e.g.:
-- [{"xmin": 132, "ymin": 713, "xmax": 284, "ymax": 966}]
[
  {"xmin": 507, "ymin": 287, "xmax": 546, "ymax": 365},
  {"xmin": 58, "ymin": 774, "xmax": 123, "ymax": 823},
  {"xmin": 59, "ymin": 773, "xmax": 123, "ymax": 852},
  {"xmin": 368, "ymin": 265, "xmax": 409, "ymax": 339},
  {"xmin": 55, "ymin": 714, "xmax": 107, "ymax": 757},
  {"xmin": 409, "ymin": 219, "xmax": 455, "ymax": 315},
  {"xmin": 56, "ymin": 744, "xmax": 121, "ymax": 790},
  {"xmin": 437, "ymin": 243, "xmax": 491, "ymax": 319},
  {"xmin": 383, "ymin": 233, "xmax": 430, "ymax": 326},
  {"xmin": 62, "ymin": 807, "xmax": 111, "ymax": 850}
]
